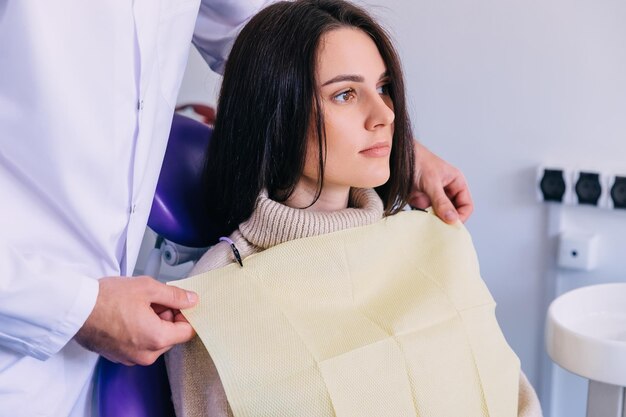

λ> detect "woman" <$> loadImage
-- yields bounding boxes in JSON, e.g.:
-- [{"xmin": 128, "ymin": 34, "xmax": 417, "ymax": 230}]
[{"xmin": 166, "ymin": 1, "xmax": 541, "ymax": 416}]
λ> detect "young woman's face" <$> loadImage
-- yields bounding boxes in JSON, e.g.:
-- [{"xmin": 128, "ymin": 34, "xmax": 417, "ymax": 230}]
[{"xmin": 302, "ymin": 27, "xmax": 395, "ymax": 193}]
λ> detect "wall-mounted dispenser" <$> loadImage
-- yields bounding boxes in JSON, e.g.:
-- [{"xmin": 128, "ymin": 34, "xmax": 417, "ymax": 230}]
[{"xmin": 557, "ymin": 231, "xmax": 599, "ymax": 271}]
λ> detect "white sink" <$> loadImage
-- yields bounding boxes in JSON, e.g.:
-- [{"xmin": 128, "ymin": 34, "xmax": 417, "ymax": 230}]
[{"xmin": 546, "ymin": 283, "xmax": 626, "ymax": 387}]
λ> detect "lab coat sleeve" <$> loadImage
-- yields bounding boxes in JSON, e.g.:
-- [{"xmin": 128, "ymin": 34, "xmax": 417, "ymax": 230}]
[
  {"xmin": 0, "ymin": 242, "xmax": 99, "ymax": 360},
  {"xmin": 192, "ymin": 0, "xmax": 278, "ymax": 74}
]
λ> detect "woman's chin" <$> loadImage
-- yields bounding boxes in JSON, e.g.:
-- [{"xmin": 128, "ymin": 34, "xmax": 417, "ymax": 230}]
[{"xmin": 356, "ymin": 172, "xmax": 391, "ymax": 189}]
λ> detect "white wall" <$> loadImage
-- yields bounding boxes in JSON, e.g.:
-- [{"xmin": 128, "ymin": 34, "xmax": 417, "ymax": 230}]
[{"xmin": 176, "ymin": 2, "xmax": 626, "ymax": 415}]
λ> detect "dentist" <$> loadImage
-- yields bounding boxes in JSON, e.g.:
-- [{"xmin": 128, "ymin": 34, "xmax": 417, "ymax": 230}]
[{"xmin": 0, "ymin": 1, "xmax": 472, "ymax": 416}]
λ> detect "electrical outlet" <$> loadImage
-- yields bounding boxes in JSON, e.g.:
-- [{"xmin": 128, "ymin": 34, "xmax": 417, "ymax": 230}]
[
  {"xmin": 538, "ymin": 167, "xmax": 569, "ymax": 203},
  {"xmin": 574, "ymin": 171, "xmax": 602, "ymax": 206},
  {"xmin": 609, "ymin": 176, "xmax": 626, "ymax": 209},
  {"xmin": 557, "ymin": 232, "xmax": 599, "ymax": 271}
]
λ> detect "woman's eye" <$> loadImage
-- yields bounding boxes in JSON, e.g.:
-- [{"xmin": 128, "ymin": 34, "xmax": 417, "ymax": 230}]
[
  {"xmin": 377, "ymin": 83, "xmax": 391, "ymax": 96},
  {"xmin": 333, "ymin": 89, "xmax": 355, "ymax": 103}
]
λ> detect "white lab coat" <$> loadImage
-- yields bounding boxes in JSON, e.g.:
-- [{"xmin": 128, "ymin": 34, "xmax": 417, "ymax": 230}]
[{"xmin": 0, "ymin": 0, "xmax": 270, "ymax": 415}]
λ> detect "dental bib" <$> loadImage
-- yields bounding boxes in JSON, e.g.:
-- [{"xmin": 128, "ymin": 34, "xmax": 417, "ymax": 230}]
[{"xmin": 173, "ymin": 210, "xmax": 519, "ymax": 417}]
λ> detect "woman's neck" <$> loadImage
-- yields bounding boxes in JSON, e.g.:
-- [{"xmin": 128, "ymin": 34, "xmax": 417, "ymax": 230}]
[{"xmin": 284, "ymin": 179, "xmax": 350, "ymax": 212}]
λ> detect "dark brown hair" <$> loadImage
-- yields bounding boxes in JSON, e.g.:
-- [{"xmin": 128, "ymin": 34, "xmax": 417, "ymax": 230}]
[{"xmin": 202, "ymin": 0, "xmax": 414, "ymax": 235}]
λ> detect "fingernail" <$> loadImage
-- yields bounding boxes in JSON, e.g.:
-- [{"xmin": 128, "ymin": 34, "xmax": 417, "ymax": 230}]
[
  {"xmin": 444, "ymin": 210, "xmax": 457, "ymax": 222},
  {"xmin": 186, "ymin": 291, "xmax": 198, "ymax": 303}
]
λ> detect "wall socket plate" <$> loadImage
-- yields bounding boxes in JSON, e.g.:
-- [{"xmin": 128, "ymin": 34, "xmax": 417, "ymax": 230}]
[
  {"xmin": 537, "ymin": 165, "xmax": 626, "ymax": 211},
  {"xmin": 537, "ymin": 166, "xmax": 573, "ymax": 204},
  {"xmin": 607, "ymin": 175, "xmax": 626, "ymax": 209},
  {"xmin": 572, "ymin": 170, "xmax": 607, "ymax": 207}
]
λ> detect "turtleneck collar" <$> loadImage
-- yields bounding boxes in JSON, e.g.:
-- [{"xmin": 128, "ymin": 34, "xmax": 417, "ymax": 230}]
[{"xmin": 238, "ymin": 188, "xmax": 384, "ymax": 249}]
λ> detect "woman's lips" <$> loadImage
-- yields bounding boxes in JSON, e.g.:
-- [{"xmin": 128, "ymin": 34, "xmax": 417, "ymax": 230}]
[{"xmin": 359, "ymin": 143, "xmax": 391, "ymax": 157}]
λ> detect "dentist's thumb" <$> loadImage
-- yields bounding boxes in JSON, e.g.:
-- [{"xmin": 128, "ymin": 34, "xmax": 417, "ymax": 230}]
[
  {"xmin": 426, "ymin": 186, "xmax": 459, "ymax": 225},
  {"xmin": 147, "ymin": 279, "xmax": 199, "ymax": 310}
]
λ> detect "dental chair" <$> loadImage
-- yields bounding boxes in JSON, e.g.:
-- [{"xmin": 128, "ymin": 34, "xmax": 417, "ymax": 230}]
[{"xmin": 96, "ymin": 113, "xmax": 220, "ymax": 417}]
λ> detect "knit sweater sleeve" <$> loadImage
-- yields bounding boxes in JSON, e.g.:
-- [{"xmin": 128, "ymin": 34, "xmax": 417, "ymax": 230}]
[
  {"xmin": 518, "ymin": 370, "xmax": 543, "ymax": 417},
  {"xmin": 166, "ymin": 233, "xmax": 255, "ymax": 417}
]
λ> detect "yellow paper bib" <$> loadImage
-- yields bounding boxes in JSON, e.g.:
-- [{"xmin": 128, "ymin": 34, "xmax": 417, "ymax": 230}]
[{"xmin": 173, "ymin": 210, "xmax": 519, "ymax": 417}]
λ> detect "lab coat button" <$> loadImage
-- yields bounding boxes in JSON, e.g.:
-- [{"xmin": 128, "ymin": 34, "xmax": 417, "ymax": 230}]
[{"xmin": 137, "ymin": 100, "xmax": 144, "ymax": 110}]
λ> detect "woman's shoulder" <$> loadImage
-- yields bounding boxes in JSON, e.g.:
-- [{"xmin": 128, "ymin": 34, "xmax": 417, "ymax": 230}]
[{"xmin": 188, "ymin": 229, "xmax": 259, "ymax": 276}]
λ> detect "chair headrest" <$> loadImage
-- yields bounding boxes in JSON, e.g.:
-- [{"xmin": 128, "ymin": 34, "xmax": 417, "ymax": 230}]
[{"xmin": 148, "ymin": 113, "xmax": 222, "ymax": 248}]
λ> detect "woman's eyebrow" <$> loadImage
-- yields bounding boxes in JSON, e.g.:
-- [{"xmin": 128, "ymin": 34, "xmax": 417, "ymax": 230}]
[
  {"xmin": 321, "ymin": 71, "xmax": 389, "ymax": 87},
  {"xmin": 321, "ymin": 74, "xmax": 364, "ymax": 86}
]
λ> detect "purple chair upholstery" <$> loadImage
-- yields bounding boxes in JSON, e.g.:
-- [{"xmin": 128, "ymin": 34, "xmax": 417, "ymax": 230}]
[
  {"xmin": 97, "ymin": 356, "xmax": 175, "ymax": 417},
  {"xmin": 97, "ymin": 114, "xmax": 219, "ymax": 417},
  {"xmin": 148, "ymin": 113, "xmax": 220, "ymax": 248}
]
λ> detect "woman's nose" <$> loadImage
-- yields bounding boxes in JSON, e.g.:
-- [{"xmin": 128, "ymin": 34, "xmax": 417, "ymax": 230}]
[{"xmin": 365, "ymin": 94, "xmax": 395, "ymax": 130}]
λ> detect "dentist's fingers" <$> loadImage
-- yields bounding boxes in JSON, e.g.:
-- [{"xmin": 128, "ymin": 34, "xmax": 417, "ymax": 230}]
[
  {"xmin": 74, "ymin": 276, "xmax": 198, "ymax": 366},
  {"xmin": 153, "ymin": 304, "xmax": 175, "ymax": 322},
  {"xmin": 411, "ymin": 141, "xmax": 474, "ymax": 224},
  {"xmin": 147, "ymin": 279, "xmax": 198, "ymax": 310},
  {"xmin": 153, "ymin": 318, "xmax": 196, "ymax": 349},
  {"xmin": 444, "ymin": 175, "xmax": 473, "ymax": 223},
  {"xmin": 408, "ymin": 191, "xmax": 431, "ymax": 211},
  {"xmin": 423, "ymin": 180, "xmax": 460, "ymax": 224},
  {"xmin": 422, "ymin": 171, "xmax": 472, "ymax": 224}
]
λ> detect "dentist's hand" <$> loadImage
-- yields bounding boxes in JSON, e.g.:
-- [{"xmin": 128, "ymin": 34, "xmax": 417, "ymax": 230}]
[
  {"xmin": 410, "ymin": 141, "xmax": 473, "ymax": 224},
  {"xmin": 74, "ymin": 276, "xmax": 198, "ymax": 366}
]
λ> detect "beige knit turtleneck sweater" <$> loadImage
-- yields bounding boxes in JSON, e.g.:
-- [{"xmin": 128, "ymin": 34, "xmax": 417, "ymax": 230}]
[{"xmin": 165, "ymin": 188, "xmax": 542, "ymax": 417}]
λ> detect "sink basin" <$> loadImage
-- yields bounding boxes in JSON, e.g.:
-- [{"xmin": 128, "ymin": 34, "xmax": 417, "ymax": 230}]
[{"xmin": 546, "ymin": 283, "xmax": 626, "ymax": 387}]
